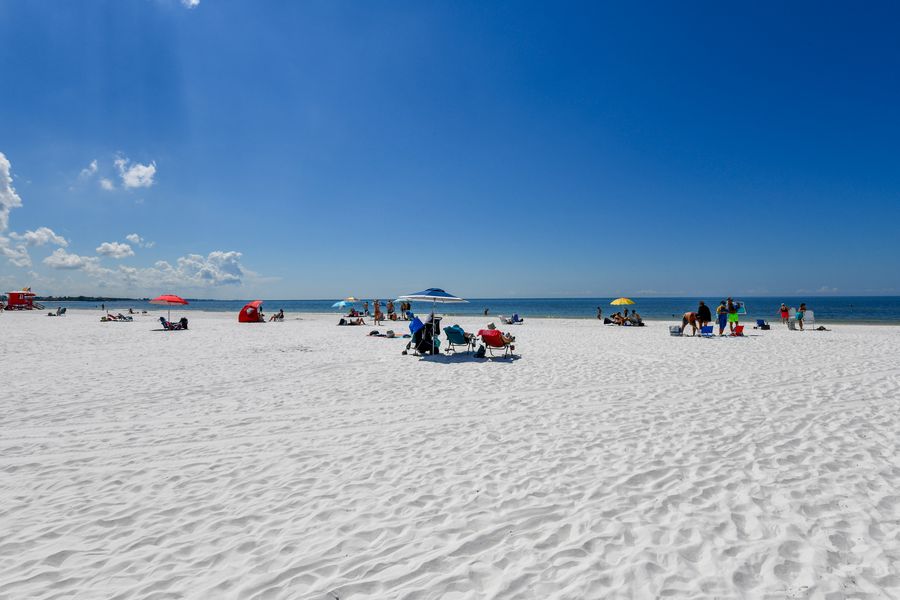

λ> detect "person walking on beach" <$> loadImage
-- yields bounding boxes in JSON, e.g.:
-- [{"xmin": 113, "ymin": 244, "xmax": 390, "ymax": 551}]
[
  {"xmin": 697, "ymin": 301, "xmax": 711, "ymax": 328},
  {"xmin": 596, "ymin": 306, "xmax": 603, "ymax": 320},
  {"xmin": 796, "ymin": 302, "xmax": 807, "ymax": 330},
  {"xmin": 716, "ymin": 301, "xmax": 728, "ymax": 336},
  {"xmin": 727, "ymin": 298, "xmax": 739, "ymax": 333},
  {"xmin": 780, "ymin": 303, "xmax": 790, "ymax": 325}
]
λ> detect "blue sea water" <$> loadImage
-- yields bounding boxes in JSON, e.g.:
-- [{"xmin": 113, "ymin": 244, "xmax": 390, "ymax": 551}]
[{"xmin": 48, "ymin": 296, "xmax": 900, "ymax": 324}]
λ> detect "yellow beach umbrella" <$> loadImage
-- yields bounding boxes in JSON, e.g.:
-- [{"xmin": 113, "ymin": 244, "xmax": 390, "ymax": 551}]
[
  {"xmin": 344, "ymin": 296, "xmax": 359, "ymax": 302},
  {"xmin": 610, "ymin": 297, "xmax": 635, "ymax": 306}
]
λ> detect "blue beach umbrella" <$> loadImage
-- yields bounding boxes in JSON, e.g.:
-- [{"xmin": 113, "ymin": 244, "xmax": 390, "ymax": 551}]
[
  {"xmin": 396, "ymin": 288, "xmax": 467, "ymax": 353},
  {"xmin": 332, "ymin": 300, "xmax": 353, "ymax": 309}
]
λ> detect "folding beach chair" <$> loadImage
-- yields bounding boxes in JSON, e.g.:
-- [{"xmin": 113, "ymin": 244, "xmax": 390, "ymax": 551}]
[
  {"xmin": 804, "ymin": 310, "xmax": 816, "ymax": 329},
  {"xmin": 755, "ymin": 319, "xmax": 770, "ymax": 330},
  {"xmin": 478, "ymin": 329, "xmax": 514, "ymax": 357},
  {"xmin": 730, "ymin": 325, "xmax": 745, "ymax": 337},
  {"xmin": 443, "ymin": 325, "xmax": 474, "ymax": 353},
  {"xmin": 669, "ymin": 325, "xmax": 682, "ymax": 336},
  {"xmin": 700, "ymin": 325, "xmax": 714, "ymax": 338}
]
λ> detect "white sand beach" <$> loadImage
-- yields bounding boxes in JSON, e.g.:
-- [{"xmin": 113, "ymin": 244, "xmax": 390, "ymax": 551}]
[{"xmin": 1, "ymin": 310, "xmax": 899, "ymax": 599}]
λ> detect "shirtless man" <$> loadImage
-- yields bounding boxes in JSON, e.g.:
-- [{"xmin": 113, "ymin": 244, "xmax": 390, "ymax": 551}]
[{"xmin": 681, "ymin": 311, "xmax": 700, "ymax": 336}]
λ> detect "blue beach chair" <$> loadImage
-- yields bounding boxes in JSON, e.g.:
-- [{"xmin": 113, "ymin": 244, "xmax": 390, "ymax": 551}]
[
  {"xmin": 443, "ymin": 325, "xmax": 474, "ymax": 353},
  {"xmin": 700, "ymin": 325, "xmax": 714, "ymax": 338}
]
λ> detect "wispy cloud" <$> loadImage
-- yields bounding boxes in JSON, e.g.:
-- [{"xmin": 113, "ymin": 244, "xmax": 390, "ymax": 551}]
[
  {"xmin": 10, "ymin": 227, "xmax": 68, "ymax": 247},
  {"xmin": 182, "ymin": 0, "xmax": 200, "ymax": 8},
  {"xmin": 100, "ymin": 178, "xmax": 115, "ymax": 191},
  {"xmin": 79, "ymin": 159, "xmax": 98, "ymax": 179}
]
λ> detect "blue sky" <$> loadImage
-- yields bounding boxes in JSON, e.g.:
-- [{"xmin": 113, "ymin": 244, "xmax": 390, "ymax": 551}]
[{"xmin": 1, "ymin": 0, "xmax": 898, "ymax": 299}]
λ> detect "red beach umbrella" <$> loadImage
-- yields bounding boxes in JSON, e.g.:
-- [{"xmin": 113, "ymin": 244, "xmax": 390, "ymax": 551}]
[{"xmin": 150, "ymin": 294, "xmax": 189, "ymax": 321}]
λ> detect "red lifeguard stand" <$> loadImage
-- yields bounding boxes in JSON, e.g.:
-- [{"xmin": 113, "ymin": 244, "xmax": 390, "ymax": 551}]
[{"xmin": 4, "ymin": 288, "xmax": 38, "ymax": 310}]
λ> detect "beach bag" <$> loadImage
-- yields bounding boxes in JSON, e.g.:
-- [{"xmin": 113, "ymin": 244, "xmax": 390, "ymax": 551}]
[{"xmin": 474, "ymin": 344, "xmax": 486, "ymax": 358}]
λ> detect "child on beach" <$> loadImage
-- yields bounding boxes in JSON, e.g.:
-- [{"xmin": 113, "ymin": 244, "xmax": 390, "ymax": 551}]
[{"xmin": 780, "ymin": 303, "xmax": 790, "ymax": 324}]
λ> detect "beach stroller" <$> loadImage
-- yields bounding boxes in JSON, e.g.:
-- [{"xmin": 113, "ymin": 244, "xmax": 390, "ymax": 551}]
[
  {"xmin": 443, "ymin": 325, "xmax": 474, "ymax": 353},
  {"xmin": 406, "ymin": 316, "xmax": 442, "ymax": 355},
  {"xmin": 478, "ymin": 329, "xmax": 514, "ymax": 357}
]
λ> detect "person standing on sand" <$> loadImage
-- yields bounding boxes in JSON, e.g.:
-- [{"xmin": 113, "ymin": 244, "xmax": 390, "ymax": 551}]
[
  {"xmin": 374, "ymin": 300, "xmax": 384, "ymax": 325},
  {"xmin": 363, "ymin": 301, "xmax": 370, "ymax": 316},
  {"xmin": 727, "ymin": 298, "xmax": 739, "ymax": 333},
  {"xmin": 780, "ymin": 303, "xmax": 790, "ymax": 324},
  {"xmin": 796, "ymin": 302, "xmax": 807, "ymax": 330},
  {"xmin": 697, "ymin": 301, "xmax": 711, "ymax": 328},
  {"xmin": 596, "ymin": 306, "xmax": 602, "ymax": 320},
  {"xmin": 484, "ymin": 307, "xmax": 489, "ymax": 316},
  {"xmin": 716, "ymin": 301, "xmax": 728, "ymax": 336}
]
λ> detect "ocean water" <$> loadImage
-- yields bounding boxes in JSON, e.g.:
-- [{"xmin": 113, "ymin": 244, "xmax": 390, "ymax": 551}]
[{"xmin": 45, "ymin": 296, "xmax": 900, "ymax": 324}]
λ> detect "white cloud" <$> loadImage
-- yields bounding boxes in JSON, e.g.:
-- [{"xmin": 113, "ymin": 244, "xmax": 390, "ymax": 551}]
[
  {"xmin": 0, "ymin": 152, "xmax": 23, "ymax": 232},
  {"xmin": 79, "ymin": 159, "xmax": 98, "ymax": 179},
  {"xmin": 100, "ymin": 178, "xmax": 115, "ymax": 191},
  {"xmin": 157, "ymin": 251, "xmax": 246, "ymax": 286},
  {"xmin": 43, "ymin": 248, "xmax": 100, "ymax": 270},
  {"xmin": 96, "ymin": 241, "xmax": 135, "ymax": 259},
  {"xmin": 114, "ymin": 156, "xmax": 156, "ymax": 189},
  {"xmin": 10, "ymin": 227, "xmax": 68, "ymax": 247},
  {"xmin": 50, "ymin": 247, "xmax": 248, "ymax": 289},
  {"xmin": 0, "ymin": 236, "xmax": 32, "ymax": 268},
  {"xmin": 125, "ymin": 232, "xmax": 154, "ymax": 248},
  {"xmin": 182, "ymin": 0, "xmax": 200, "ymax": 7}
]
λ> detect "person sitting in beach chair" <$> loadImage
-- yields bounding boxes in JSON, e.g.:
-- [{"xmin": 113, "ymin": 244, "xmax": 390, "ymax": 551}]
[
  {"xmin": 443, "ymin": 324, "xmax": 475, "ymax": 353},
  {"xmin": 159, "ymin": 316, "xmax": 188, "ymax": 330},
  {"xmin": 269, "ymin": 309, "xmax": 284, "ymax": 322},
  {"xmin": 628, "ymin": 311, "xmax": 644, "ymax": 326},
  {"xmin": 477, "ymin": 328, "xmax": 515, "ymax": 357}
]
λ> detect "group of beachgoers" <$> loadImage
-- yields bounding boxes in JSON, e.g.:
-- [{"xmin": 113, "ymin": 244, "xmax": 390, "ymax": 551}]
[
  {"xmin": 339, "ymin": 299, "xmax": 413, "ymax": 326},
  {"xmin": 597, "ymin": 307, "xmax": 644, "ymax": 326},
  {"xmin": 680, "ymin": 299, "xmax": 811, "ymax": 335}
]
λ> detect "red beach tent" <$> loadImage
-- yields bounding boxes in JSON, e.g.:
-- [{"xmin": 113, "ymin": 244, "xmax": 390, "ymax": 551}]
[{"xmin": 238, "ymin": 300, "xmax": 264, "ymax": 323}]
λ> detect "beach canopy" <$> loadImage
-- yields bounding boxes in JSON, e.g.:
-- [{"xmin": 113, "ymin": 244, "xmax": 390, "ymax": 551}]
[
  {"xmin": 397, "ymin": 288, "xmax": 467, "ymax": 303},
  {"xmin": 610, "ymin": 297, "xmax": 635, "ymax": 306},
  {"xmin": 238, "ymin": 300, "xmax": 264, "ymax": 323}
]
